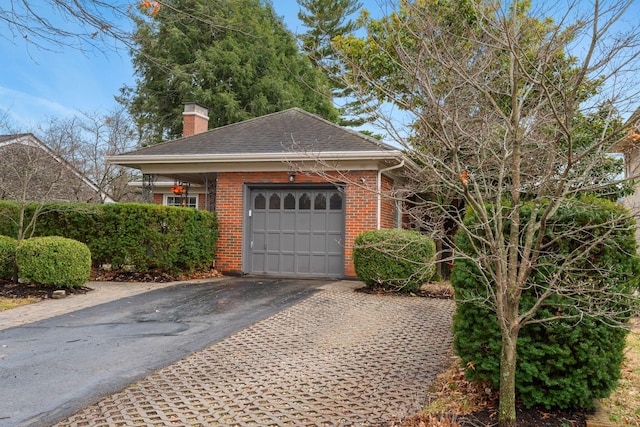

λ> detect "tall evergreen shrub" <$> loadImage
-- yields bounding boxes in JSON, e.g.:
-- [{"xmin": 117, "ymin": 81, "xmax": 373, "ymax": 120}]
[
  {"xmin": 451, "ymin": 197, "xmax": 640, "ymax": 410},
  {"xmin": 0, "ymin": 201, "xmax": 218, "ymax": 274},
  {"xmin": 0, "ymin": 235, "xmax": 17, "ymax": 280}
]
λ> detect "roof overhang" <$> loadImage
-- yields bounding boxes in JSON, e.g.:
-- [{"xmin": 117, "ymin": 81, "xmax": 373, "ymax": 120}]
[
  {"xmin": 108, "ymin": 150, "xmax": 403, "ymax": 165},
  {"xmin": 107, "ymin": 150, "xmax": 414, "ymax": 186}
]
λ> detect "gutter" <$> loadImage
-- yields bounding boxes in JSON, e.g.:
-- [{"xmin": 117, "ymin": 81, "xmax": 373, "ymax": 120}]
[
  {"xmin": 377, "ymin": 159, "xmax": 405, "ymax": 230},
  {"xmin": 106, "ymin": 150, "xmax": 404, "ymax": 165}
]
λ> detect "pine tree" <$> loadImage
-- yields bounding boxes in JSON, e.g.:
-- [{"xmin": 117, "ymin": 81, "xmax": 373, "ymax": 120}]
[
  {"xmin": 297, "ymin": 0, "xmax": 368, "ymax": 127},
  {"xmin": 122, "ymin": 0, "xmax": 338, "ymax": 143}
]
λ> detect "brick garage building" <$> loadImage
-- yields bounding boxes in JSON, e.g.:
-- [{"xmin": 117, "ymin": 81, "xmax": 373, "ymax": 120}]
[{"xmin": 110, "ymin": 104, "xmax": 408, "ymax": 278}]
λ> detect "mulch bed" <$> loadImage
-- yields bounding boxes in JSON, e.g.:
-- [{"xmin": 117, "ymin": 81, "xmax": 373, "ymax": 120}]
[
  {"xmin": 395, "ymin": 404, "xmax": 587, "ymax": 427},
  {"xmin": 355, "ymin": 284, "xmax": 454, "ymax": 299},
  {"xmin": 0, "ymin": 279, "xmax": 92, "ymax": 299},
  {"xmin": 0, "ymin": 267, "xmax": 223, "ymax": 300}
]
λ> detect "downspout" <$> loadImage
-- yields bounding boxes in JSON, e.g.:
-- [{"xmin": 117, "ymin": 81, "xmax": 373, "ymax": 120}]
[{"xmin": 377, "ymin": 159, "xmax": 405, "ymax": 230}]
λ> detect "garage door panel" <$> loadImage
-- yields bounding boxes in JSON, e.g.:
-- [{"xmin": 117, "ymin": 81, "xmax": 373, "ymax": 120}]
[
  {"xmin": 281, "ymin": 233, "xmax": 295, "ymax": 251},
  {"xmin": 253, "ymin": 211, "xmax": 266, "ymax": 229},
  {"xmin": 252, "ymin": 253, "xmax": 265, "ymax": 272},
  {"xmin": 328, "ymin": 256, "xmax": 343, "ymax": 272},
  {"xmin": 249, "ymin": 188, "xmax": 344, "ymax": 277},
  {"xmin": 253, "ymin": 233, "xmax": 266, "ymax": 249},
  {"xmin": 297, "ymin": 255, "xmax": 310, "ymax": 273},
  {"xmin": 267, "ymin": 233, "xmax": 280, "ymax": 251},
  {"xmin": 328, "ymin": 235, "xmax": 343, "ymax": 251},
  {"xmin": 296, "ymin": 233, "xmax": 310, "ymax": 251},
  {"xmin": 296, "ymin": 213, "xmax": 311, "ymax": 229},
  {"xmin": 282, "ymin": 211, "xmax": 296, "ymax": 230},
  {"xmin": 267, "ymin": 212, "xmax": 280, "ymax": 229},
  {"xmin": 327, "ymin": 213, "xmax": 343, "ymax": 232},
  {"xmin": 281, "ymin": 255, "xmax": 295, "ymax": 273},
  {"xmin": 266, "ymin": 254, "xmax": 280, "ymax": 272},
  {"xmin": 311, "ymin": 213, "xmax": 326, "ymax": 229},
  {"xmin": 310, "ymin": 235, "xmax": 326, "ymax": 252},
  {"xmin": 311, "ymin": 255, "xmax": 327, "ymax": 274}
]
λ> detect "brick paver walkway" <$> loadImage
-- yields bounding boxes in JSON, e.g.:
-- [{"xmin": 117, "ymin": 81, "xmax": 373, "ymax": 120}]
[{"xmin": 56, "ymin": 282, "xmax": 455, "ymax": 427}]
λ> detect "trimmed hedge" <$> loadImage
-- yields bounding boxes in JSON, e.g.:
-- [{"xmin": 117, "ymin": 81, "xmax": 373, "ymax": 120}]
[
  {"xmin": 353, "ymin": 228, "xmax": 436, "ymax": 292},
  {"xmin": 0, "ymin": 235, "xmax": 17, "ymax": 280},
  {"xmin": 451, "ymin": 197, "xmax": 640, "ymax": 410},
  {"xmin": 0, "ymin": 201, "xmax": 218, "ymax": 274},
  {"xmin": 16, "ymin": 236, "xmax": 91, "ymax": 288}
]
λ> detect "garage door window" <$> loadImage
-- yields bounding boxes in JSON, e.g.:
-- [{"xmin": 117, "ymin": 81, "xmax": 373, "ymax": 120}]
[
  {"xmin": 254, "ymin": 193, "xmax": 266, "ymax": 209},
  {"xmin": 284, "ymin": 193, "xmax": 295, "ymax": 209},
  {"xmin": 299, "ymin": 193, "xmax": 311, "ymax": 210},
  {"xmin": 315, "ymin": 193, "xmax": 326, "ymax": 210},
  {"xmin": 330, "ymin": 192, "xmax": 342, "ymax": 210},
  {"xmin": 269, "ymin": 193, "xmax": 280, "ymax": 209}
]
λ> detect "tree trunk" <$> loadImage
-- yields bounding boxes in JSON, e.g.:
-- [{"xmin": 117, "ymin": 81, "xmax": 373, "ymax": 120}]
[
  {"xmin": 498, "ymin": 328, "xmax": 519, "ymax": 427},
  {"xmin": 435, "ymin": 238, "xmax": 443, "ymax": 279}
]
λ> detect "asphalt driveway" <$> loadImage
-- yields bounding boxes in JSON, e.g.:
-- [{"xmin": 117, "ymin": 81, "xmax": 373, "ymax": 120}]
[{"xmin": 0, "ymin": 277, "xmax": 328, "ymax": 427}]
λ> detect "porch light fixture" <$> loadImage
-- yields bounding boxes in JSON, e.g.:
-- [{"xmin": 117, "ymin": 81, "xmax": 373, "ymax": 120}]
[{"xmin": 289, "ymin": 172, "xmax": 296, "ymax": 182}]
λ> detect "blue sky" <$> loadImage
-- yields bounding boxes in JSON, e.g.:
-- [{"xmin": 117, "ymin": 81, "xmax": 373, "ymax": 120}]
[
  {"xmin": 0, "ymin": 0, "xmax": 383, "ymax": 132},
  {"xmin": 2, "ymin": 1, "xmax": 639, "ymax": 133}
]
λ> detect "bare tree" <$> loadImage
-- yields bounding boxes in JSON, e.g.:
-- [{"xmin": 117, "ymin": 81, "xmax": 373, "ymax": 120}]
[
  {"xmin": 0, "ymin": 0, "xmax": 137, "ymax": 53},
  {"xmin": 0, "ymin": 136, "xmax": 70, "ymax": 241},
  {"xmin": 335, "ymin": 0, "xmax": 640, "ymax": 425},
  {"xmin": 38, "ymin": 107, "xmax": 141, "ymax": 202}
]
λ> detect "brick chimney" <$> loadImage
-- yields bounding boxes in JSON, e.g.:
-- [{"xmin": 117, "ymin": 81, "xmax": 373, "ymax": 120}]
[{"xmin": 182, "ymin": 102, "xmax": 209, "ymax": 137}]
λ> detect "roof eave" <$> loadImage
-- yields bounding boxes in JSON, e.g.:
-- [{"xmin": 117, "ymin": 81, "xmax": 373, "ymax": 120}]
[{"xmin": 107, "ymin": 150, "xmax": 404, "ymax": 166}]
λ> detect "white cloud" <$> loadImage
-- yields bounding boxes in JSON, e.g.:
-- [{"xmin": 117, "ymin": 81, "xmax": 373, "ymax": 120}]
[{"xmin": 0, "ymin": 85, "xmax": 79, "ymax": 131}]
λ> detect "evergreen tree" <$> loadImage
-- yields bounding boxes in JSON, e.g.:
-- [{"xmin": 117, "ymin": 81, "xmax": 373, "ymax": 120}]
[
  {"xmin": 121, "ymin": 0, "xmax": 338, "ymax": 143},
  {"xmin": 297, "ymin": 0, "xmax": 367, "ymax": 127}
]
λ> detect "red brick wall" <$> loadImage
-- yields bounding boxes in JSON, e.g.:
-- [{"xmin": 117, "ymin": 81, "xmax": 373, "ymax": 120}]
[
  {"xmin": 380, "ymin": 174, "xmax": 396, "ymax": 229},
  {"xmin": 343, "ymin": 171, "xmax": 378, "ymax": 277}
]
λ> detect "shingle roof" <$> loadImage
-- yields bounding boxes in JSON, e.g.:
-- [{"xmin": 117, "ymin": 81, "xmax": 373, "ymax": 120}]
[{"xmin": 120, "ymin": 108, "xmax": 398, "ymax": 157}]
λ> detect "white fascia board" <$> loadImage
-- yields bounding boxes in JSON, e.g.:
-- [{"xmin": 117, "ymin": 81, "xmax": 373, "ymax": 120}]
[
  {"xmin": 107, "ymin": 150, "xmax": 404, "ymax": 166},
  {"xmin": 136, "ymin": 160, "xmax": 390, "ymax": 175}
]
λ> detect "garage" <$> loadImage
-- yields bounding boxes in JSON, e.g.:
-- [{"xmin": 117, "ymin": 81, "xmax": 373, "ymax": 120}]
[
  {"xmin": 247, "ymin": 187, "xmax": 345, "ymax": 277},
  {"xmin": 111, "ymin": 107, "xmax": 407, "ymax": 277}
]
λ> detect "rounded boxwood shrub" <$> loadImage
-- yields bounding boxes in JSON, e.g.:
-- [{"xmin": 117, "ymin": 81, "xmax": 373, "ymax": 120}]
[
  {"xmin": 16, "ymin": 236, "xmax": 91, "ymax": 288},
  {"xmin": 0, "ymin": 235, "xmax": 17, "ymax": 280},
  {"xmin": 353, "ymin": 228, "xmax": 436, "ymax": 292},
  {"xmin": 451, "ymin": 197, "xmax": 640, "ymax": 410}
]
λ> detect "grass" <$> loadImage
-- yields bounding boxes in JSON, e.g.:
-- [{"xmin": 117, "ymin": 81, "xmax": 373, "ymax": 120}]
[
  {"xmin": 591, "ymin": 317, "xmax": 640, "ymax": 426},
  {"xmin": 0, "ymin": 296, "xmax": 39, "ymax": 311}
]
